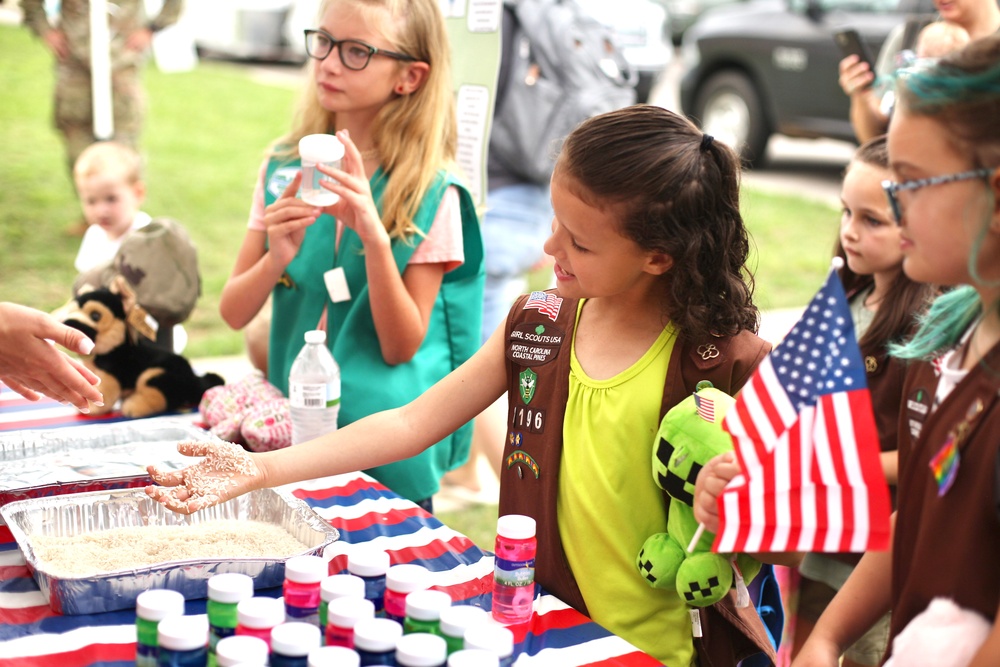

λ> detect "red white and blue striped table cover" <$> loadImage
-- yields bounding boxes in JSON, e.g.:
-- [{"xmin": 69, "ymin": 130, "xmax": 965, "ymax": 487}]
[{"xmin": 0, "ymin": 385, "xmax": 665, "ymax": 666}]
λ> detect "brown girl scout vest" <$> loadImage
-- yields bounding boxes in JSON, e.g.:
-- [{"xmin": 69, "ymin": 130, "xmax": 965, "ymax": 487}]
[{"xmin": 498, "ymin": 290, "xmax": 776, "ymax": 666}]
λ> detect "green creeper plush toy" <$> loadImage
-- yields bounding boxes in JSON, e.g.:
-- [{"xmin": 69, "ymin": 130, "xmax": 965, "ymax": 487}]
[{"xmin": 636, "ymin": 383, "xmax": 761, "ymax": 607}]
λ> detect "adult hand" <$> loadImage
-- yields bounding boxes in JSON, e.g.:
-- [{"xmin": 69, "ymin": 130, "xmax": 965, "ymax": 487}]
[
  {"xmin": 317, "ymin": 129, "xmax": 391, "ymax": 248},
  {"xmin": 43, "ymin": 28, "xmax": 69, "ymax": 61},
  {"xmin": 692, "ymin": 451, "xmax": 742, "ymax": 534},
  {"xmin": 264, "ymin": 171, "xmax": 321, "ymax": 269},
  {"xmin": 0, "ymin": 303, "xmax": 103, "ymax": 412},
  {"xmin": 146, "ymin": 440, "xmax": 263, "ymax": 514},
  {"xmin": 838, "ymin": 54, "xmax": 875, "ymax": 97}
]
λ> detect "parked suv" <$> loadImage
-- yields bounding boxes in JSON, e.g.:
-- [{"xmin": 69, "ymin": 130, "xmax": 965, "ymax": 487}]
[{"xmin": 678, "ymin": 0, "xmax": 936, "ymax": 164}]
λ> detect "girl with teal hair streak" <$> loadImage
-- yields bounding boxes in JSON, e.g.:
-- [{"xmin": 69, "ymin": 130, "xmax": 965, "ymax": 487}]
[{"xmin": 789, "ymin": 34, "xmax": 1000, "ymax": 667}]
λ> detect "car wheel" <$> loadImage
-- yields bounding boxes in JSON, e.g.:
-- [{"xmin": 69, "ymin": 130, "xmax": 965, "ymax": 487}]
[{"xmin": 692, "ymin": 70, "xmax": 770, "ymax": 165}]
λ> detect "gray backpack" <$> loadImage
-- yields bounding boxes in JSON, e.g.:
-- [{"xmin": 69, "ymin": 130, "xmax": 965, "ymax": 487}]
[
  {"xmin": 73, "ymin": 217, "xmax": 201, "ymax": 329},
  {"xmin": 489, "ymin": 0, "xmax": 637, "ymax": 184}
]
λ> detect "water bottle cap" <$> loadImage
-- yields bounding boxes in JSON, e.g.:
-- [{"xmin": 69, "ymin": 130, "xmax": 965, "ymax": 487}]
[
  {"xmin": 215, "ymin": 634, "xmax": 269, "ymax": 665},
  {"xmin": 237, "ymin": 597, "xmax": 285, "ymax": 629},
  {"xmin": 285, "ymin": 555, "xmax": 327, "ymax": 584},
  {"xmin": 438, "ymin": 604, "xmax": 489, "ymax": 637},
  {"xmin": 463, "ymin": 625, "xmax": 514, "ymax": 657},
  {"xmin": 352, "ymin": 617, "xmax": 403, "ymax": 652},
  {"xmin": 321, "ymin": 573, "xmax": 367, "ymax": 602},
  {"xmin": 447, "ymin": 648, "xmax": 500, "ymax": 667},
  {"xmin": 395, "ymin": 632, "xmax": 447, "ymax": 666},
  {"xmin": 298, "ymin": 134, "xmax": 346, "ymax": 163},
  {"xmin": 208, "ymin": 573, "xmax": 254, "ymax": 604},
  {"xmin": 271, "ymin": 622, "xmax": 322, "ymax": 657},
  {"xmin": 404, "ymin": 589, "xmax": 452, "ymax": 621},
  {"xmin": 326, "ymin": 596, "xmax": 375, "ymax": 627},
  {"xmin": 347, "ymin": 547, "xmax": 390, "ymax": 577},
  {"xmin": 386, "ymin": 563, "xmax": 430, "ymax": 594},
  {"xmin": 135, "ymin": 589, "xmax": 185, "ymax": 621},
  {"xmin": 308, "ymin": 645, "xmax": 361, "ymax": 667},
  {"xmin": 157, "ymin": 614, "xmax": 209, "ymax": 651},
  {"xmin": 304, "ymin": 329, "xmax": 327, "ymax": 345}
]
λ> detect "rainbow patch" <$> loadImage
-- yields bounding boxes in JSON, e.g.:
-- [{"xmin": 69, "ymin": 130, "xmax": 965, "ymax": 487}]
[{"xmin": 506, "ymin": 450, "xmax": 540, "ymax": 478}]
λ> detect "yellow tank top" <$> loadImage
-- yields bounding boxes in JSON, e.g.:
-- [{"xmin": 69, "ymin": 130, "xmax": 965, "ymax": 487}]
[{"xmin": 558, "ymin": 300, "xmax": 693, "ymax": 665}]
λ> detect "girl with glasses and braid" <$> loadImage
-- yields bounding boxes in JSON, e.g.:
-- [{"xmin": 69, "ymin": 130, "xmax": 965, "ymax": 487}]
[
  {"xmin": 217, "ymin": 0, "xmax": 484, "ymax": 510},
  {"xmin": 782, "ymin": 34, "xmax": 1000, "ymax": 667}
]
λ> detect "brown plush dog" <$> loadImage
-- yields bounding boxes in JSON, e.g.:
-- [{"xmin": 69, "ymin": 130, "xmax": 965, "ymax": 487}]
[{"xmin": 60, "ymin": 281, "xmax": 224, "ymax": 417}]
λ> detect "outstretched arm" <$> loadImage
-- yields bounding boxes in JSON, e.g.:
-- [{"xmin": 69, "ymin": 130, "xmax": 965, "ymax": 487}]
[
  {"xmin": 792, "ymin": 513, "xmax": 895, "ymax": 667},
  {"xmin": 0, "ymin": 303, "xmax": 103, "ymax": 411},
  {"xmin": 148, "ymin": 324, "xmax": 510, "ymax": 513}
]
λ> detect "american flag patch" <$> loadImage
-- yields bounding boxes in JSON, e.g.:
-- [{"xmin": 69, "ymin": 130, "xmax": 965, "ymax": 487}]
[
  {"xmin": 523, "ymin": 291, "xmax": 563, "ymax": 321},
  {"xmin": 694, "ymin": 393, "xmax": 715, "ymax": 423}
]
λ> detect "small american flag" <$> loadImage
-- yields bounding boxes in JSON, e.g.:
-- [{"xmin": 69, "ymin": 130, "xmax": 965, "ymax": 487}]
[
  {"xmin": 694, "ymin": 392, "xmax": 715, "ymax": 422},
  {"xmin": 524, "ymin": 291, "xmax": 563, "ymax": 321},
  {"xmin": 713, "ymin": 268, "xmax": 891, "ymax": 554}
]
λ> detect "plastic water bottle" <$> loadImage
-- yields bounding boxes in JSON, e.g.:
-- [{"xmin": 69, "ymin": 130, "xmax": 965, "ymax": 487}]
[
  {"xmin": 491, "ymin": 515, "xmax": 536, "ymax": 624},
  {"xmin": 136, "ymin": 589, "xmax": 186, "ymax": 667},
  {"xmin": 289, "ymin": 330, "xmax": 341, "ymax": 445}
]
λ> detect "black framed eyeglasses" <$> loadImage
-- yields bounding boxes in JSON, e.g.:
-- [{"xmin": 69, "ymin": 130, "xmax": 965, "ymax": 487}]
[
  {"xmin": 304, "ymin": 29, "xmax": 415, "ymax": 71},
  {"xmin": 881, "ymin": 168, "xmax": 994, "ymax": 224}
]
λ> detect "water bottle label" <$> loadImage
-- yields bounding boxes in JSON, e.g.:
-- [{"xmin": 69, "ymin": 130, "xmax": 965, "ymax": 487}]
[
  {"xmin": 495, "ymin": 557, "xmax": 535, "ymax": 587},
  {"xmin": 290, "ymin": 382, "xmax": 341, "ymax": 409}
]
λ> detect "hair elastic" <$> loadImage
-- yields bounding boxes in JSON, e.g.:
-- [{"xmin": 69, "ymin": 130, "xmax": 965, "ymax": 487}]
[{"xmin": 700, "ymin": 134, "xmax": 714, "ymax": 152}]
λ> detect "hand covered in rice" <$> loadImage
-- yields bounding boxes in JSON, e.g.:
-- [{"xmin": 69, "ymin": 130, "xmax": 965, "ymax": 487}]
[{"xmin": 146, "ymin": 440, "xmax": 260, "ymax": 514}]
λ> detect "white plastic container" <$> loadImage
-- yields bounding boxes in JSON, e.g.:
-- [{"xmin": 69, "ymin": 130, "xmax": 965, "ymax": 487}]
[
  {"xmin": 298, "ymin": 133, "xmax": 345, "ymax": 206},
  {"xmin": 289, "ymin": 330, "xmax": 341, "ymax": 445}
]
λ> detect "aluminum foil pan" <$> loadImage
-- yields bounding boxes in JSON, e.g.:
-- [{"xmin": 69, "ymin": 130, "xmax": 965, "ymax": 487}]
[
  {"xmin": 0, "ymin": 418, "xmax": 220, "ymax": 520},
  {"xmin": 1, "ymin": 488, "xmax": 339, "ymax": 615}
]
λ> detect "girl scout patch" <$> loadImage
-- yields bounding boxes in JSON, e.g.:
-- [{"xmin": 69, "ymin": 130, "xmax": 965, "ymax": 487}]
[
  {"xmin": 506, "ymin": 322, "xmax": 564, "ymax": 366},
  {"xmin": 519, "ymin": 368, "xmax": 537, "ymax": 404}
]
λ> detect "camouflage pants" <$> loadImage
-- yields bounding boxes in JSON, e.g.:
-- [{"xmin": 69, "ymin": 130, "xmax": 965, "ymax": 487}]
[{"xmin": 54, "ymin": 60, "xmax": 145, "ymax": 173}]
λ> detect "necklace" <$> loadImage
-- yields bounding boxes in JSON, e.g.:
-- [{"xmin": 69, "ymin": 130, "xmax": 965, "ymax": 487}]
[{"xmin": 359, "ymin": 147, "xmax": 380, "ymax": 161}]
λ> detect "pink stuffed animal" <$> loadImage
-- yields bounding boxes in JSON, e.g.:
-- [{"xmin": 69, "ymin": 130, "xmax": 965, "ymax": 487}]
[
  {"xmin": 884, "ymin": 597, "xmax": 991, "ymax": 667},
  {"xmin": 198, "ymin": 372, "xmax": 291, "ymax": 452}
]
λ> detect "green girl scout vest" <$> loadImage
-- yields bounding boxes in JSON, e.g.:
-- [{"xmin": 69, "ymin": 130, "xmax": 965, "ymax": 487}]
[{"xmin": 263, "ymin": 155, "xmax": 485, "ymax": 502}]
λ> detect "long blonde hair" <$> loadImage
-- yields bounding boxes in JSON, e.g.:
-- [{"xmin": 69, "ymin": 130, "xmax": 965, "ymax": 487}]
[{"xmin": 272, "ymin": 0, "xmax": 458, "ymax": 240}]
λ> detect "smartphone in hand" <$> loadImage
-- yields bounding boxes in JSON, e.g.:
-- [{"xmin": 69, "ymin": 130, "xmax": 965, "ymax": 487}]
[{"xmin": 834, "ymin": 28, "xmax": 876, "ymax": 70}]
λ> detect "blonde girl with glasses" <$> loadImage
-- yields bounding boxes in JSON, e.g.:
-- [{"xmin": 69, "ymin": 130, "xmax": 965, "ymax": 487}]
[
  {"xmin": 217, "ymin": 0, "xmax": 484, "ymax": 510},
  {"xmin": 787, "ymin": 35, "xmax": 1000, "ymax": 667}
]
